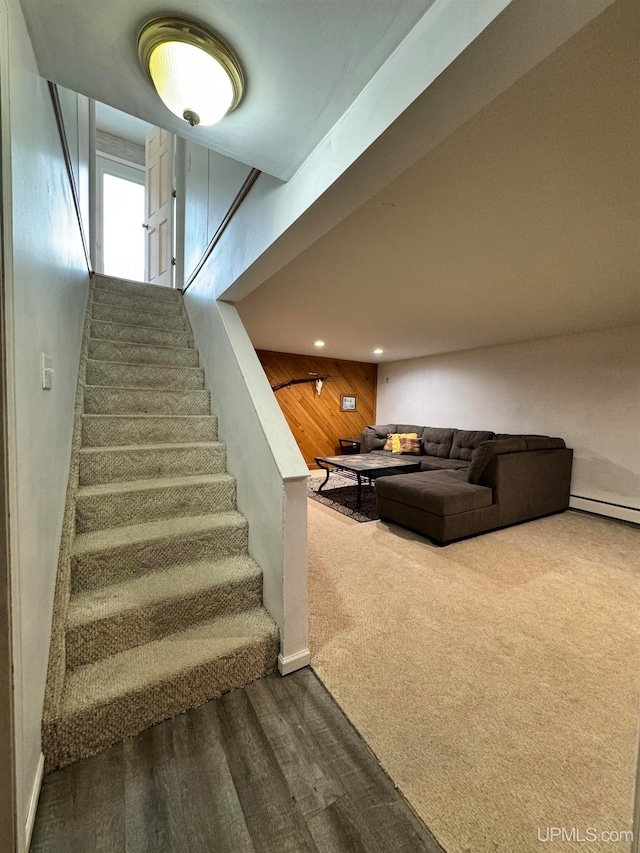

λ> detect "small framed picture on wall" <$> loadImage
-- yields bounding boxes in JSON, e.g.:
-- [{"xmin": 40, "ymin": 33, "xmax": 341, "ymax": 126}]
[{"xmin": 341, "ymin": 395, "xmax": 357, "ymax": 412}]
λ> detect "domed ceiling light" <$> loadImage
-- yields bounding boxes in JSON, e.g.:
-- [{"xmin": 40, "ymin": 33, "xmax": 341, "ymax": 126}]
[{"xmin": 138, "ymin": 16, "xmax": 244, "ymax": 127}]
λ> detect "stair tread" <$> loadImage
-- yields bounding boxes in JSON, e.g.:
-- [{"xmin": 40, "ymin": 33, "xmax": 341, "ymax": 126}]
[
  {"xmin": 94, "ymin": 274, "xmax": 179, "ymax": 292},
  {"xmin": 89, "ymin": 320, "xmax": 191, "ymax": 338},
  {"xmin": 61, "ymin": 607, "xmax": 277, "ymax": 714},
  {"xmin": 89, "ymin": 320, "xmax": 187, "ymax": 332},
  {"xmin": 94, "ymin": 281, "xmax": 181, "ymax": 302},
  {"xmin": 86, "ymin": 359, "xmax": 202, "ymax": 372},
  {"xmin": 82, "ymin": 412, "xmax": 216, "ymax": 418},
  {"xmin": 91, "ymin": 302, "xmax": 185, "ymax": 322},
  {"xmin": 94, "ymin": 284, "xmax": 176, "ymax": 298},
  {"xmin": 80, "ymin": 440, "xmax": 223, "ymax": 453},
  {"xmin": 67, "ymin": 554, "xmax": 261, "ymax": 627},
  {"xmin": 82, "ymin": 413, "xmax": 215, "ymax": 420},
  {"xmin": 77, "ymin": 472, "xmax": 234, "ymax": 498},
  {"xmin": 89, "ymin": 338, "xmax": 196, "ymax": 354},
  {"xmin": 73, "ymin": 511, "xmax": 246, "ymax": 556},
  {"xmin": 84, "ymin": 384, "xmax": 207, "ymax": 393},
  {"xmin": 93, "ymin": 291, "xmax": 182, "ymax": 313},
  {"xmin": 80, "ymin": 416, "xmax": 218, "ymax": 449}
]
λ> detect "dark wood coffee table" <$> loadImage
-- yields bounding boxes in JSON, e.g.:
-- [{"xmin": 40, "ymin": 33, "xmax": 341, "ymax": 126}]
[{"xmin": 314, "ymin": 453, "xmax": 421, "ymax": 508}]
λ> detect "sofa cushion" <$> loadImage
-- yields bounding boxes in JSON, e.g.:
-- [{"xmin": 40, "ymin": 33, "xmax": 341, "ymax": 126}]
[
  {"xmin": 375, "ymin": 470, "xmax": 493, "ymax": 517},
  {"xmin": 361, "ymin": 424, "xmax": 397, "ymax": 453},
  {"xmin": 468, "ymin": 438, "xmax": 527, "ymax": 484},
  {"xmin": 494, "ymin": 434, "xmax": 565, "ymax": 452},
  {"xmin": 523, "ymin": 436, "xmax": 566, "ymax": 451},
  {"xmin": 449, "ymin": 429, "xmax": 495, "ymax": 461},
  {"xmin": 396, "ymin": 423, "xmax": 425, "ymax": 436},
  {"xmin": 494, "ymin": 433, "xmax": 545, "ymax": 440},
  {"xmin": 421, "ymin": 427, "xmax": 455, "ymax": 458},
  {"xmin": 419, "ymin": 457, "xmax": 469, "ymax": 472}
]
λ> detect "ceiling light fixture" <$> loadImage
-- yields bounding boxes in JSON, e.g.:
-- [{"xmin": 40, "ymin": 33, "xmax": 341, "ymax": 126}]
[
  {"xmin": 373, "ymin": 348, "xmax": 384, "ymax": 355},
  {"xmin": 138, "ymin": 16, "xmax": 244, "ymax": 127},
  {"xmin": 314, "ymin": 341, "xmax": 325, "ymax": 348}
]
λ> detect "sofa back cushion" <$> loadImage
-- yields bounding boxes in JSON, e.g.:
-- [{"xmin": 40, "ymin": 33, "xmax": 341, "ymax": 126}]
[
  {"xmin": 449, "ymin": 429, "xmax": 495, "ymax": 461},
  {"xmin": 396, "ymin": 423, "xmax": 425, "ymax": 436},
  {"xmin": 468, "ymin": 436, "xmax": 567, "ymax": 484},
  {"xmin": 361, "ymin": 424, "xmax": 396, "ymax": 453},
  {"xmin": 494, "ymin": 433, "xmax": 544, "ymax": 440},
  {"xmin": 494, "ymin": 434, "xmax": 566, "ymax": 451},
  {"xmin": 523, "ymin": 436, "xmax": 566, "ymax": 451},
  {"xmin": 421, "ymin": 427, "xmax": 455, "ymax": 458},
  {"xmin": 468, "ymin": 438, "xmax": 526, "ymax": 484}
]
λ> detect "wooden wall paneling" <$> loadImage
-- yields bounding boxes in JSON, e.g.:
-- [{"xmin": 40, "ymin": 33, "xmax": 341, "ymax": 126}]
[{"xmin": 256, "ymin": 351, "xmax": 377, "ymax": 469}]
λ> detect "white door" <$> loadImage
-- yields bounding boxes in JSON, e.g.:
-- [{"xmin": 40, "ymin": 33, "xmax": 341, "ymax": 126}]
[{"xmin": 145, "ymin": 127, "xmax": 174, "ymax": 287}]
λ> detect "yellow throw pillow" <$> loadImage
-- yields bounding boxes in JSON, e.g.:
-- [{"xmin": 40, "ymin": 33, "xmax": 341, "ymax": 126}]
[{"xmin": 391, "ymin": 432, "xmax": 420, "ymax": 454}]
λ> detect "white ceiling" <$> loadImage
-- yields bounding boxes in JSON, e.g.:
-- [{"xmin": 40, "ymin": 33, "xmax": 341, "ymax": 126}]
[
  {"xmin": 20, "ymin": 0, "xmax": 434, "ymax": 180},
  {"xmin": 237, "ymin": 0, "xmax": 640, "ymax": 363},
  {"xmin": 95, "ymin": 102, "xmax": 152, "ymax": 146}
]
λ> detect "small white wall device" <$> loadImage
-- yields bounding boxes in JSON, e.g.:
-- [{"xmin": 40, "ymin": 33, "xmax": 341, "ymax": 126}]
[{"xmin": 41, "ymin": 353, "xmax": 54, "ymax": 390}]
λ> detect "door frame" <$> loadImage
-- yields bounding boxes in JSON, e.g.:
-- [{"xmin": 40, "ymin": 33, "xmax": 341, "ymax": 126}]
[
  {"xmin": 0, "ymin": 0, "xmax": 18, "ymax": 849},
  {"xmin": 0, "ymin": 184, "xmax": 17, "ymax": 853},
  {"xmin": 94, "ymin": 153, "xmax": 145, "ymax": 276}
]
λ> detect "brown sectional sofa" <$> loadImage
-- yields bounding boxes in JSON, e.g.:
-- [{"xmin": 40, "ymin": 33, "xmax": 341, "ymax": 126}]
[{"xmin": 360, "ymin": 424, "xmax": 573, "ymax": 545}]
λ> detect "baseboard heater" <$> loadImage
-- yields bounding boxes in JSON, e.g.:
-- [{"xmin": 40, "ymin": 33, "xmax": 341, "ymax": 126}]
[{"xmin": 570, "ymin": 494, "xmax": 639, "ymax": 525}]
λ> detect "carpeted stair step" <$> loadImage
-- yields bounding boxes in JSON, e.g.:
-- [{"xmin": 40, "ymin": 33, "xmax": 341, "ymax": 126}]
[
  {"xmin": 79, "ymin": 441, "xmax": 226, "ymax": 484},
  {"xmin": 48, "ymin": 607, "xmax": 279, "ymax": 769},
  {"xmin": 88, "ymin": 339, "xmax": 199, "ymax": 368},
  {"xmin": 94, "ymin": 274, "xmax": 181, "ymax": 303},
  {"xmin": 93, "ymin": 288, "xmax": 184, "ymax": 316},
  {"xmin": 86, "ymin": 360, "xmax": 205, "ymax": 390},
  {"xmin": 90, "ymin": 320, "xmax": 193, "ymax": 348},
  {"xmin": 79, "ymin": 441, "xmax": 227, "ymax": 486},
  {"xmin": 76, "ymin": 473, "xmax": 237, "ymax": 532},
  {"xmin": 65, "ymin": 554, "xmax": 263, "ymax": 668},
  {"xmin": 72, "ymin": 511, "xmax": 248, "ymax": 592},
  {"xmin": 81, "ymin": 414, "xmax": 218, "ymax": 447},
  {"xmin": 91, "ymin": 301, "xmax": 187, "ymax": 332},
  {"xmin": 83, "ymin": 385, "xmax": 210, "ymax": 415}
]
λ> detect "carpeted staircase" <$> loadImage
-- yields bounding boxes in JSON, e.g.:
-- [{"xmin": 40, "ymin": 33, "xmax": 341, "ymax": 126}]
[{"xmin": 42, "ymin": 274, "xmax": 279, "ymax": 770}]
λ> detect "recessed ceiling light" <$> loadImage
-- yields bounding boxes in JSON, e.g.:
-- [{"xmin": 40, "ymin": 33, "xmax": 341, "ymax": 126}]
[
  {"xmin": 138, "ymin": 17, "xmax": 244, "ymax": 127},
  {"xmin": 314, "ymin": 340, "xmax": 325, "ymax": 348},
  {"xmin": 373, "ymin": 348, "xmax": 384, "ymax": 355}
]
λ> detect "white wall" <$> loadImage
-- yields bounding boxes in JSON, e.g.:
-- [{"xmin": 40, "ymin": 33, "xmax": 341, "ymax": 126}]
[
  {"xmin": 376, "ymin": 326, "xmax": 640, "ymax": 522},
  {"xmin": 57, "ymin": 85, "xmax": 90, "ymax": 235},
  {"xmin": 177, "ymin": 139, "xmax": 251, "ymax": 284},
  {"xmin": 1, "ymin": 0, "xmax": 89, "ymax": 847},
  {"xmin": 182, "ymin": 295, "xmax": 310, "ymax": 674}
]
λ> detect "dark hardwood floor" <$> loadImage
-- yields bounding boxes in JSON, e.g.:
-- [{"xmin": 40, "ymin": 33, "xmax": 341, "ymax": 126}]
[{"xmin": 31, "ymin": 668, "xmax": 445, "ymax": 853}]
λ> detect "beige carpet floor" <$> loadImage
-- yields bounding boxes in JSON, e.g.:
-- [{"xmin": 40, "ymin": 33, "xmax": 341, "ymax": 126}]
[{"xmin": 307, "ymin": 494, "xmax": 640, "ymax": 853}]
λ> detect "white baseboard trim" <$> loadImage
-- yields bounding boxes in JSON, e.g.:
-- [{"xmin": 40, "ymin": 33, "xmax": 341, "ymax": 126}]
[
  {"xmin": 278, "ymin": 649, "xmax": 311, "ymax": 676},
  {"xmin": 570, "ymin": 496, "xmax": 640, "ymax": 525},
  {"xmin": 25, "ymin": 752, "xmax": 44, "ymax": 851}
]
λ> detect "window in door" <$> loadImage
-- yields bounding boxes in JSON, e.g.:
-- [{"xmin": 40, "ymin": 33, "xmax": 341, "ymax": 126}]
[{"xmin": 97, "ymin": 158, "xmax": 145, "ymax": 281}]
